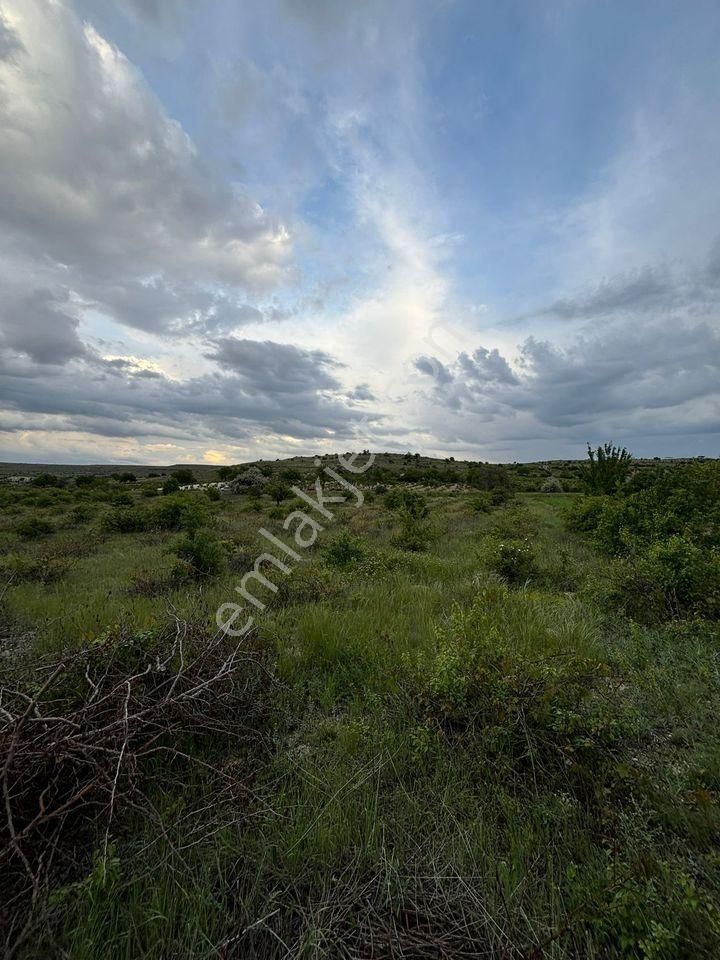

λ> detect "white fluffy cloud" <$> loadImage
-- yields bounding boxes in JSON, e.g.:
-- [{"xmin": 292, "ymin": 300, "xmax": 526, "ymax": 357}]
[{"xmin": 0, "ymin": 0, "xmax": 290, "ymax": 339}]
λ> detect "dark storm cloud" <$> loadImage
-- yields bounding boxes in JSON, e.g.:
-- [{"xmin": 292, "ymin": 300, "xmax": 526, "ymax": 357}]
[
  {"xmin": 416, "ymin": 319, "xmax": 720, "ymax": 434},
  {"xmin": 542, "ymin": 267, "xmax": 675, "ymax": 320},
  {"xmin": 0, "ymin": 290, "xmax": 89, "ymax": 365},
  {"xmin": 1, "ymin": 337, "xmax": 373, "ymax": 444},
  {"xmin": 524, "ymin": 252, "xmax": 720, "ymax": 327},
  {"xmin": 205, "ymin": 338, "xmax": 343, "ymax": 394}
]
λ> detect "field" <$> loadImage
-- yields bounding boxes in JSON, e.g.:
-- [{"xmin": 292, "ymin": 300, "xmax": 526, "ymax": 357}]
[{"xmin": 1, "ymin": 455, "xmax": 719, "ymax": 958}]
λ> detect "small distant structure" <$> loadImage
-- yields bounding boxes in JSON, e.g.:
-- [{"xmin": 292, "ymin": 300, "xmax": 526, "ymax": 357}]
[{"xmin": 1, "ymin": 475, "xmax": 32, "ymax": 484}]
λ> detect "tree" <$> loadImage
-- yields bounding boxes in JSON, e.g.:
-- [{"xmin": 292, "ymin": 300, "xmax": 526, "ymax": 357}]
[
  {"xmin": 581, "ymin": 443, "xmax": 633, "ymax": 495},
  {"xmin": 172, "ymin": 468, "xmax": 196, "ymax": 485},
  {"xmin": 217, "ymin": 466, "xmax": 237, "ymax": 481},
  {"xmin": 31, "ymin": 473, "xmax": 60, "ymax": 487},
  {"xmin": 280, "ymin": 467, "xmax": 302, "ymax": 483},
  {"xmin": 267, "ymin": 481, "xmax": 292, "ymax": 505}
]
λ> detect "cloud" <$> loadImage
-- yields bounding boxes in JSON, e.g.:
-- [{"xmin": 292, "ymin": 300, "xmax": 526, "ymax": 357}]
[
  {"xmin": 348, "ymin": 383, "xmax": 375, "ymax": 401},
  {"xmin": 0, "ymin": 289, "xmax": 89, "ymax": 365},
  {"xmin": 0, "ymin": 10, "xmax": 22, "ymax": 60},
  {"xmin": 540, "ymin": 267, "xmax": 676, "ymax": 320},
  {"xmin": 0, "ymin": 0, "xmax": 291, "ymax": 342},
  {"xmin": 415, "ymin": 318, "xmax": 720, "ymax": 443},
  {"xmin": 0, "ymin": 335, "xmax": 372, "ymax": 454},
  {"xmin": 204, "ymin": 338, "xmax": 343, "ymax": 393},
  {"xmin": 117, "ymin": 0, "xmax": 192, "ymax": 26}
]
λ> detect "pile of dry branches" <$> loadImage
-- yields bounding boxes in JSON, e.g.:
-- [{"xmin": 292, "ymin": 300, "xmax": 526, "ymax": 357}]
[{"xmin": 0, "ymin": 617, "xmax": 271, "ymax": 955}]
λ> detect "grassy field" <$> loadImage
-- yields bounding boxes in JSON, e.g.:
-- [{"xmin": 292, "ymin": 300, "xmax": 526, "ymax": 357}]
[{"xmin": 1, "ymin": 464, "xmax": 719, "ymax": 958}]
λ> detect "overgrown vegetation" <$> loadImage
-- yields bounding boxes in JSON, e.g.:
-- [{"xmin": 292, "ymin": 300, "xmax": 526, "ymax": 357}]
[
  {"xmin": 1, "ymin": 449, "xmax": 719, "ymax": 958},
  {"xmin": 568, "ymin": 457, "xmax": 720, "ymax": 622}
]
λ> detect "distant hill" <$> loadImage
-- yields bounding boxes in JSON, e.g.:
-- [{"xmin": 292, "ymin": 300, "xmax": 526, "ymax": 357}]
[{"xmin": 0, "ymin": 452, "xmax": 713, "ymax": 492}]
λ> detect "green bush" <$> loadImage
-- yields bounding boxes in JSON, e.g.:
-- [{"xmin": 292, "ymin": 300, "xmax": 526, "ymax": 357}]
[
  {"xmin": 580, "ymin": 442, "xmax": 633, "ymax": 494},
  {"xmin": 490, "ymin": 538, "xmax": 537, "ymax": 583},
  {"xmin": 31, "ymin": 473, "xmax": 61, "ymax": 487},
  {"xmin": 174, "ymin": 528, "xmax": 226, "ymax": 577},
  {"xmin": 471, "ymin": 492, "xmax": 493, "ymax": 512},
  {"xmin": 385, "ymin": 488, "xmax": 428, "ymax": 517},
  {"xmin": 171, "ymin": 468, "xmax": 196, "ymax": 485},
  {"xmin": 411, "ymin": 588, "xmax": 621, "ymax": 776},
  {"xmin": 466, "ymin": 462, "xmax": 512, "ymax": 498},
  {"xmin": 568, "ymin": 461, "xmax": 720, "ymax": 621},
  {"xmin": 149, "ymin": 496, "xmax": 209, "ymax": 533},
  {"xmin": 14, "ymin": 516, "xmax": 54, "ymax": 539},
  {"xmin": 74, "ymin": 475, "xmax": 99, "ymax": 487},
  {"xmin": 267, "ymin": 481, "xmax": 292, "ymax": 505},
  {"xmin": 613, "ymin": 537, "xmax": 720, "ymax": 621},
  {"xmin": 395, "ymin": 507, "xmax": 433, "ymax": 551},
  {"xmin": 324, "ymin": 530, "xmax": 367, "ymax": 568},
  {"xmin": 541, "ymin": 476, "xmax": 563, "ymax": 493},
  {"xmin": 69, "ymin": 504, "xmax": 94, "ymax": 525},
  {"xmin": 0, "ymin": 553, "xmax": 68, "ymax": 583},
  {"xmin": 102, "ymin": 507, "xmax": 148, "ymax": 533},
  {"xmin": 565, "ymin": 495, "xmax": 609, "ymax": 533},
  {"xmin": 161, "ymin": 477, "xmax": 181, "ymax": 495}
]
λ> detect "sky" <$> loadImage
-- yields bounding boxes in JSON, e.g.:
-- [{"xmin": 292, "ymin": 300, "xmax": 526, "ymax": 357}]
[{"xmin": 0, "ymin": 0, "xmax": 719, "ymax": 465}]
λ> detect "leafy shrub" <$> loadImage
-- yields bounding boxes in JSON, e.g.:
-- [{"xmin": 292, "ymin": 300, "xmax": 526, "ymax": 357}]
[
  {"xmin": 149, "ymin": 495, "xmax": 209, "ymax": 533},
  {"xmin": 411, "ymin": 588, "xmax": 622, "ymax": 779},
  {"xmin": 173, "ymin": 528, "xmax": 226, "ymax": 577},
  {"xmin": 568, "ymin": 461, "xmax": 720, "ymax": 621},
  {"xmin": 490, "ymin": 504, "xmax": 539, "ymax": 539},
  {"xmin": 171, "ymin": 468, "xmax": 196, "ymax": 485},
  {"xmin": 111, "ymin": 491, "xmax": 133, "ymax": 507},
  {"xmin": 15, "ymin": 516, "xmax": 54, "ymax": 539},
  {"xmin": 490, "ymin": 538, "xmax": 537, "ymax": 583},
  {"xmin": 385, "ymin": 490, "xmax": 433, "ymax": 550},
  {"xmin": 206, "ymin": 486, "xmax": 221, "ymax": 501},
  {"xmin": 274, "ymin": 562, "xmax": 345, "ymax": 606},
  {"xmin": 324, "ymin": 530, "xmax": 367, "ymax": 568},
  {"xmin": 69, "ymin": 504, "xmax": 94, "ymax": 525},
  {"xmin": 580, "ymin": 442, "xmax": 633, "ymax": 494},
  {"xmin": 466, "ymin": 462, "xmax": 512, "ymax": 498},
  {"xmin": 280, "ymin": 467, "xmax": 302, "ymax": 483},
  {"xmin": 395, "ymin": 508, "xmax": 433, "ymax": 551},
  {"xmin": 161, "ymin": 476, "xmax": 181, "ymax": 495},
  {"xmin": 541, "ymin": 476, "xmax": 563, "ymax": 493},
  {"xmin": 217, "ymin": 466, "xmax": 238, "ymax": 481},
  {"xmin": 0, "ymin": 553, "xmax": 69, "ymax": 583},
  {"xmin": 102, "ymin": 507, "xmax": 148, "ymax": 533},
  {"xmin": 31, "ymin": 473, "xmax": 60, "ymax": 487},
  {"xmin": 267, "ymin": 481, "xmax": 292, "ymax": 505},
  {"xmin": 611, "ymin": 537, "xmax": 720, "ymax": 622},
  {"xmin": 385, "ymin": 488, "xmax": 428, "ymax": 517},
  {"xmin": 471, "ymin": 492, "xmax": 493, "ymax": 512},
  {"xmin": 565, "ymin": 495, "xmax": 609, "ymax": 533}
]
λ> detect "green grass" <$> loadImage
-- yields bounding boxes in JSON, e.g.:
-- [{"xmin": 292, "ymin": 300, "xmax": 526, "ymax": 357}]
[{"xmin": 3, "ymin": 479, "xmax": 720, "ymax": 958}]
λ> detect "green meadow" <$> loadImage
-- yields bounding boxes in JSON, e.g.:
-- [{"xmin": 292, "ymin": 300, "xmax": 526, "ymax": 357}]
[{"xmin": 1, "ymin": 453, "xmax": 719, "ymax": 958}]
